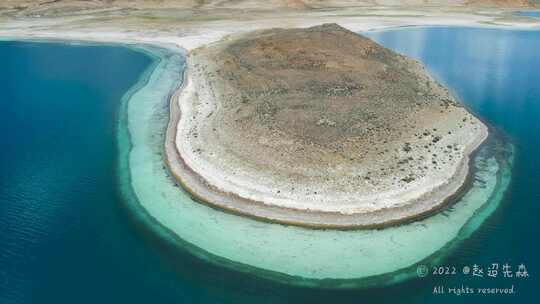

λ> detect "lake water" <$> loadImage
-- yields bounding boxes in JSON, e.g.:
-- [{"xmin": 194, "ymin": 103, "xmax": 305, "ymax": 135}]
[
  {"xmin": 516, "ymin": 11, "xmax": 540, "ymax": 18},
  {"xmin": 1, "ymin": 27, "xmax": 539, "ymax": 303},
  {"xmin": 364, "ymin": 27, "xmax": 540, "ymax": 302},
  {"xmin": 0, "ymin": 41, "xmax": 211, "ymax": 303}
]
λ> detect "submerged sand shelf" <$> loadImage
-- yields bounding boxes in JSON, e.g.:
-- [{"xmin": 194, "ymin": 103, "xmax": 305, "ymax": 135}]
[
  {"xmin": 166, "ymin": 24, "xmax": 488, "ymax": 228},
  {"xmin": 120, "ymin": 43, "xmax": 513, "ymax": 286}
]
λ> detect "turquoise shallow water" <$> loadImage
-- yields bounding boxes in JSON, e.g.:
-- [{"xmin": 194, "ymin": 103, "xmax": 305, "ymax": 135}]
[
  {"xmin": 1, "ymin": 26, "xmax": 539, "ymax": 303},
  {"xmin": 122, "ymin": 42, "xmax": 511, "ymax": 286}
]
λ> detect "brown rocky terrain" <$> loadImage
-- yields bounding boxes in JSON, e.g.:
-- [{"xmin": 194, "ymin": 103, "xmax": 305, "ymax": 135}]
[
  {"xmin": 167, "ymin": 23, "xmax": 488, "ymax": 227},
  {"xmin": 1, "ymin": 0, "xmax": 536, "ymax": 17},
  {"xmin": 197, "ymin": 24, "xmax": 461, "ymax": 178}
]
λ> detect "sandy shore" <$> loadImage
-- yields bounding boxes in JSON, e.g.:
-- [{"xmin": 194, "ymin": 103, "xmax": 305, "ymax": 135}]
[{"xmin": 2, "ymin": 5, "xmax": 539, "ymax": 52}]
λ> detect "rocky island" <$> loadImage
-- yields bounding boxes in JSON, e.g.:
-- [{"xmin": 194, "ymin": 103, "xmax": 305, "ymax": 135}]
[{"xmin": 165, "ymin": 23, "xmax": 488, "ymax": 228}]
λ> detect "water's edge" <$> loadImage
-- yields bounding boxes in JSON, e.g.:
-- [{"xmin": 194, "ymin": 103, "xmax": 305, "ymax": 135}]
[
  {"xmin": 115, "ymin": 41, "xmax": 514, "ymax": 288},
  {"xmin": 0, "ymin": 35, "xmax": 514, "ymax": 290}
]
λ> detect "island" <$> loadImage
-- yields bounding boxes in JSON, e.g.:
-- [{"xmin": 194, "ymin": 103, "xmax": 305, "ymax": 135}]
[{"xmin": 165, "ymin": 23, "xmax": 488, "ymax": 229}]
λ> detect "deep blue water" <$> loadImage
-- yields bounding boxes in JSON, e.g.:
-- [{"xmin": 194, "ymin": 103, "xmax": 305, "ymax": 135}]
[
  {"xmin": 0, "ymin": 41, "xmax": 213, "ymax": 303},
  {"xmin": 363, "ymin": 27, "xmax": 540, "ymax": 302},
  {"xmin": 1, "ymin": 27, "xmax": 540, "ymax": 304}
]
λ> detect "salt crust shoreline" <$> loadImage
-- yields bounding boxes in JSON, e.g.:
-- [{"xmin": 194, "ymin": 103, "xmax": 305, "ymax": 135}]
[
  {"xmin": 130, "ymin": 41, "xmax": 510, "ymax": 283},
  {"xmin": 164, "ymin": 53, "xmax": 489, "ymax": 228}
]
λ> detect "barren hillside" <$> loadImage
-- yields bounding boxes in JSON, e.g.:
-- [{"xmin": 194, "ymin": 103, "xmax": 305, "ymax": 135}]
[{"xmin": 1, "ymin": 0, "xmax": 536, "ymax": 17}]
